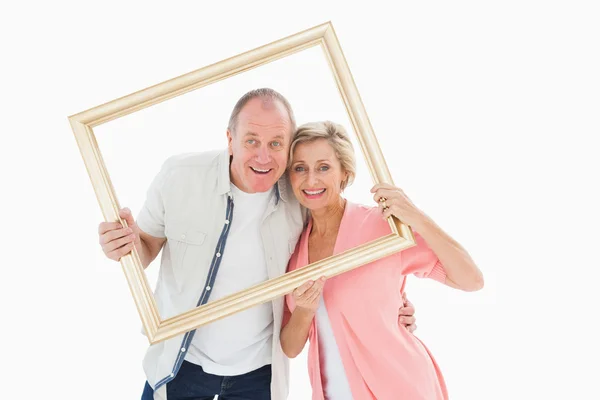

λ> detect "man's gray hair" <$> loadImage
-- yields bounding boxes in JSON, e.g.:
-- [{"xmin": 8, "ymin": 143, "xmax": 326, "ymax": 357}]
[{"xmin": 227, "ymin": 88, "xmax": 296, "ymax": 135}]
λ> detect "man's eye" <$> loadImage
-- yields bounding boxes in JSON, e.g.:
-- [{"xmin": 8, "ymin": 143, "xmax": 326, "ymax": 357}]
[
  {"xmin": 272, "ymin": 141, "xmax": 281, "ymax": 147},
  {"xmin": 247, "ymin": 139, "xmax": 256, "ymax": 145}
]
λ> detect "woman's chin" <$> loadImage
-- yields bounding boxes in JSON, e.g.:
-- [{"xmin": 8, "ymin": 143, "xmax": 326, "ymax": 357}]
[{"xmin": 299, "ymin": 198, "xmax": 331, "ymax": 211}]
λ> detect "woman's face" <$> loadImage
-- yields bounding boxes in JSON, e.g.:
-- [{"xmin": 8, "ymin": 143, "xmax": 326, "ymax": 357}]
[{"xmin": 289, "ymin": 138, "xmax": 347, "ymax": 211}]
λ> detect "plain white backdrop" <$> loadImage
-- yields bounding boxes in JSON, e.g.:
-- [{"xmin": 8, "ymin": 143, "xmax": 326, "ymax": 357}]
[{"xmin": 1, "ymin": 1, "xmax": 599, "ymax": 399}]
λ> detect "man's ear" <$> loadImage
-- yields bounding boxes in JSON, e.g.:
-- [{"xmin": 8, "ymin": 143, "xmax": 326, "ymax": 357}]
[{"xmin": 226, "ymin": 129, "xmax": 234, "ymax": 156}]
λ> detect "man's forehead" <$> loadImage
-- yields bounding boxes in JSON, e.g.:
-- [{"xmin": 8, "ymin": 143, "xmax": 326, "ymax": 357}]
[
  {"xmin": 239, "ymin": 97, "xmax": 289, "ymax": 118},
  {"xmin": 238, "ymin": 113, "xmax": 292, "ymax": 136}
]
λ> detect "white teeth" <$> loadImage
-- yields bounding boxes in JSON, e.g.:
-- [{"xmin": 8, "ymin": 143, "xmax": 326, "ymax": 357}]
[
  {"xmin": 251, "ymin": 167, "xmax": 271, "ymax": 173},
  {"xmin": 303, "ymin": 189, "xmax": 325, "ymax": 195}
]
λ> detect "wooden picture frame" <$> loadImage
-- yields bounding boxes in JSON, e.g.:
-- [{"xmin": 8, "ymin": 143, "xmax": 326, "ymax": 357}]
[{"xmin": 69, "ymin": 21, "xmax": 416, "ymax": 344}]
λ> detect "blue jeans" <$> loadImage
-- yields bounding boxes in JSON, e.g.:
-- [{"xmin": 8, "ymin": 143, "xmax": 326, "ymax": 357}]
[{"xmin": 141, "ymin": 361, "xmax": 272, "ymax": 400}]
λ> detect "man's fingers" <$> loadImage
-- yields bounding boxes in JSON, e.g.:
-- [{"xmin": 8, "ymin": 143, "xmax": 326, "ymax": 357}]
[
  {"xmin": 100, "ymin": 227, "xmax": 133, "ymax": 245},
  {"xmin": 107, "ymin": 242, "xmax": 135, "ymax": 261},
  {"xmin": 399, "ymin": 304, "xmax": 415, "ymax": 316},
  {"xmin": 399, "ymin": 315, "xmax": 416, "ymax": 326},
  {"xmin": 119, "ymin": 207, "xmax": 136, "ymax": 228},
  {"xmin": 98, "ymin": 222, "xmax": 122, "ymax": 235},
  {"xmin": 103, "ymin": 234, "xmax": 136, "ymax": 253},
  {"xmin": 402, "ymin": 292, "xmax": 415, "ymax": 308}
]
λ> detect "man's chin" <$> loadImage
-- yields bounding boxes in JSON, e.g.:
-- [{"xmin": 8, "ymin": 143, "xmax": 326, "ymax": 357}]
[{"xmin": 245, "ymin": 177, "xmax": 276, "ymax": 193}]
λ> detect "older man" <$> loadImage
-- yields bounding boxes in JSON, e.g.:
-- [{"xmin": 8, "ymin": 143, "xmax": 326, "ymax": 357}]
[{"xmin": 98, "ymin": 88, "xmax": 417, "ymax": 400}]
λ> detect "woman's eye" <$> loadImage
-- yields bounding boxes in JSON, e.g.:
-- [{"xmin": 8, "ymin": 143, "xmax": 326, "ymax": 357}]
[
  {"xmin": 294, "ymin": 166, "xmax": 305, "ymax": 172},
  {"xmin": 319, "ymin": 165, "xmax": 330, "ymax": 171}
]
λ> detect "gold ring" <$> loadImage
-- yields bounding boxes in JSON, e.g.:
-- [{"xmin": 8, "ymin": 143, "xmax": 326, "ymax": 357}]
[{"xmin": 379, "ymin": 197, "xmax": 388, "ymax": 210}]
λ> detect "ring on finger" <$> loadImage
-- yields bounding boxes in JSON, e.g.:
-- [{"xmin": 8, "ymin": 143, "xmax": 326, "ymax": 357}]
[{"xmin": 379, "ymin": 197, "xmax": 389, "ymax": 210}]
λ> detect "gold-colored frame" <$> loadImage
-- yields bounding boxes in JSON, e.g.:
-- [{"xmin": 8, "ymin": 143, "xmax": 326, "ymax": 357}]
[{"xmin": 69, "ymin": 21, "xmax": 416, "ymax": 344}]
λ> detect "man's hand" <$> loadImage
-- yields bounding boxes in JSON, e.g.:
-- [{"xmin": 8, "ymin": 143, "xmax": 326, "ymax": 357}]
[
  {"xmin": 98, "ymin": 208, "xmax": 142, "ymax": 261},
  {"xmin": 399, "ymin": 292, "xmax": 417, "ymax": 333}
]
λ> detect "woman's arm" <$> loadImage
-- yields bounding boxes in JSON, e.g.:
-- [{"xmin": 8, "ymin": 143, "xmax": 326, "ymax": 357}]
[
  {"xmin": 413, "ymin": 213, "xmax": 484, "ymax": 291},
  {"xmin": 372, "ymin": 184, "xmax": 484, "ymax": 292},
  {"xmin": 280, "ymin": 278, "xmax": 326, "ymax": 358}
]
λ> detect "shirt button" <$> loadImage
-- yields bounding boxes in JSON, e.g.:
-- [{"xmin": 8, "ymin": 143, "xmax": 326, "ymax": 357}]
[
  {"xmin": 216, "ymin": 253, "xmax": 221, "ymax": 257},
  {"xmin": 225, "ymin": 220, "xmax": 230, "ymax": 224},
  {"xmin": 181, "ymin": 234, "xmax": 186, "ymax": 240},
  {"xmin": 170, "ymin": 373, "xmax": 174, "ymax": 377},
  {"xmin": 206, "ymin": 286, "xmax": 211, "ymax": 291},
  {"xmin": 181, "ymin": 347, "xmax": 186, "ymax": 352}
]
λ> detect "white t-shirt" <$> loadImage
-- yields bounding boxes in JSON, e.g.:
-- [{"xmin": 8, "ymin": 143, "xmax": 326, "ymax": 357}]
[
  {"xmin": 316, "ymin": 296, "xmax": 354, "ymax": 400},
  {"xmin": 185, "ymin": 184, "xmax": 274, "ymax": 376}
]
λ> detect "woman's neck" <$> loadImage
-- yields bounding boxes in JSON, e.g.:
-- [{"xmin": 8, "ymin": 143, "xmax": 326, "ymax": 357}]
[{"xmin": 310, "ymin": 197, "xmax": 346, "ymax": 238}]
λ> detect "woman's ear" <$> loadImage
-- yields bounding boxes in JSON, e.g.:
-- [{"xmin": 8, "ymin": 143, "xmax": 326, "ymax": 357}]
[{"xmin": 341, "ymin": 171, "xmax": 349, "ymax": 191}]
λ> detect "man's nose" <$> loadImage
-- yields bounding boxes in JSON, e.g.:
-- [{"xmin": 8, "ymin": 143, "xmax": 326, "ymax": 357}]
[{"xmin": 255, "ymin": 145, "xmax": 270, "ymax": 164}]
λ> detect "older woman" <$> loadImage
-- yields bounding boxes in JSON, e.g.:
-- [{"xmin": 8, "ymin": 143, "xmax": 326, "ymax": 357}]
[{"xmin": 280, "ymin": 121, "xmax": 483, "ymax": 400}]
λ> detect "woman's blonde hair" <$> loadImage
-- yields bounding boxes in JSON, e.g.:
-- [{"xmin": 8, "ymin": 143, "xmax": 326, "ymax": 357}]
[{"xmin": 289, "ymin": 121, "xmax": 356, "ymax": 190}]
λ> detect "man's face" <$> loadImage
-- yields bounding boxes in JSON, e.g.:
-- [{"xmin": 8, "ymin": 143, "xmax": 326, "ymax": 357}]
[{"xmin": 227, "ymin": 97, "xmax": 292, "ymax": 193}]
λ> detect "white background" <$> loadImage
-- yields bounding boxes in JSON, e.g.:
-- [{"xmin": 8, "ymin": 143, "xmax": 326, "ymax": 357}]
[{"xmin": 1, "ymin": 1, "xmax": 599, "ymax": 399}]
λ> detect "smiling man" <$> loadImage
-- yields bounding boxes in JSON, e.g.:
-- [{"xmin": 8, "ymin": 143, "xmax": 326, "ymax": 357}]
[{"xmin": 96, "ymin": 88, "xmax": 417, "ymax": 400}]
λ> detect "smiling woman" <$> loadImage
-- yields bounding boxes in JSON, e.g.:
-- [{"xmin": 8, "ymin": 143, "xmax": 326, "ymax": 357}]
[
  {"xmin": 282, "ymin": 120, "xmax": 483, "ymax": 400},
  {"xmin": 289, "ymin": 121, "xmax": 356, "ymax": 207}
]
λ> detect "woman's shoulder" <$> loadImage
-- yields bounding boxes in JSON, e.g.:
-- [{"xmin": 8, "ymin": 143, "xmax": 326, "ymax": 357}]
[{"xmin": 345, "ymin": 201, "xmax": 391, "ymax": 238}]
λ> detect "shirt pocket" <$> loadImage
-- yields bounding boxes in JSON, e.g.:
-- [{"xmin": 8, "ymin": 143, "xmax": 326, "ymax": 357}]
[{"xmin": 165, "ymin": 224, "xmax": 207, "ymax": 293}]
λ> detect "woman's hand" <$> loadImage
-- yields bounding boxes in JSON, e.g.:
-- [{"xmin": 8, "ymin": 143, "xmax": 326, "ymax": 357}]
[
  {"xmin": 371, "ymin": 183, "xmax": 425, "ymax": 228},
  {"xmin": 292, "ymin": 277, "xmax": 326, "ymax": 313}
]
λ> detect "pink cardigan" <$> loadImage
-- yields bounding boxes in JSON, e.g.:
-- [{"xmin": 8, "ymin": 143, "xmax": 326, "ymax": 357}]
[{"xmin": 285, "ymin": 201, "xmax": 449, "ymax": 400}]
